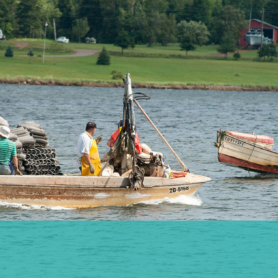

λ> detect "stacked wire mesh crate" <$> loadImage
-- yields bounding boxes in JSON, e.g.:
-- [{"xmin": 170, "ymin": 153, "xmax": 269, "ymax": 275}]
[{"xmin": 0, "ymin": 117, "xmax": 61, "ymax": 175}]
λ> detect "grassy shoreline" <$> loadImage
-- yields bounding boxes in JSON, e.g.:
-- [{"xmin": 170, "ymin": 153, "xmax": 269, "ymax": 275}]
[
  {"xmin": 1, "ymin": 76, "xmax": 278, "ymax": 92},
  {"xmin": 1, "ymin": 40, "xmax": 278, "ymax": 91}
]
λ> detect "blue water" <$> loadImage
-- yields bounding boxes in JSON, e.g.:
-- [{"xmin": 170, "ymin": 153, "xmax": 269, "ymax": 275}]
[
  {"xmin": 0, "ymin": 222, "xmax": 278, "ymax": 278},
  {"xmin": 1, "ymin": 85, "xmax": 278, "ymax": 220}
]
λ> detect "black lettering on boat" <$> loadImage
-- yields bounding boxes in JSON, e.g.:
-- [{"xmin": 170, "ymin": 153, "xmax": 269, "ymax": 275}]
[
  {"xmin": 225, "ymin": 136, "xmax": 244, "ymax": 147},
  {"xmin": 169, "ymin": 186, "xmax": 189, "ymax": 193}
]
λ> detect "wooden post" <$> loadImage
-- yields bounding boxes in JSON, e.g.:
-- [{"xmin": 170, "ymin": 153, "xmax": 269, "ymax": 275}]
[
  {"xmin": 133, "ymin": 99, "xmax": 189, "ymax": 172},
  {"xmin": 53, "ymin": 18, "xmax": 57, "ymax": 42}
]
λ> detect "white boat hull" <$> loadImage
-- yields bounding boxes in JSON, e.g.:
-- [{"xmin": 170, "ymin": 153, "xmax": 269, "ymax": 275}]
[
  {"xmin": 216, "ymin": 132, "xmax": 278, "ymax": 174},
  {"xmin": 0, "ymin": 174, "xmax": 211, "ymax": 208}
]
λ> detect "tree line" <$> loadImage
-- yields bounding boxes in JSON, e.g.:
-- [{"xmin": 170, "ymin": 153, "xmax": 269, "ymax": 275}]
[{"xmin": 0, "ymin": 0, "xmax": 277, "ymax": 45}]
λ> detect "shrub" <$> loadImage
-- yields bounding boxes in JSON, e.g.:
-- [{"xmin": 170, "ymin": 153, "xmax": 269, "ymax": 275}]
[
  {"xmin": 97, "ymin": 47, "xmax": 110, "ymax": 65},
  {"xmin": 28, "ymin": 49, "xmax": 34, "ymax": 56},
  {"xmin": 111, "ymin": 71, "xmax": 123, "ymax": 80},
  {"xmin": 233, "ymin": 52, "xmax": 241, "ymax": 60},
  {"xmin": 258, "ymin": 44, "xmax": 269, "ymax": 61},
  {"xmin": 5, "ymin": 46, "xmax": 13, "ymax": 57}
]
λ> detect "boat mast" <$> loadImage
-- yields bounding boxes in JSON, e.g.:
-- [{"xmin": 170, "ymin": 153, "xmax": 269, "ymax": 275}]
[
  {"xmin": 123, "ymin": 73, "xmax": 136, "ymax": 138},
  {"xmin": 121, "ymin": 73, "xmax": 136, "ymax": 175}
]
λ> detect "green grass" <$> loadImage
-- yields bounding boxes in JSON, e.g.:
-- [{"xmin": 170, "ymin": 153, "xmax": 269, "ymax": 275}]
[
  {"xmin": 1, "ymin": 39, "xmax": 74, "ymax": 55},
  {"xmin": 11, "ymin": 39, "xmax": 219, "ymax": 56},
  {"xmin": 227, "ymin": 50, "xmax": 258, "ymax": 59},
  {"xmin": 0, "ymin": 53, "xmax": 278, "ymax": 87}
]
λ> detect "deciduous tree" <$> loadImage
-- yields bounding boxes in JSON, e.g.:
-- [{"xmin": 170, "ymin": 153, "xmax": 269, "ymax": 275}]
[
  {"xmin": 217, "ymin": 31, "xmax": 236, "ymax": 58},
  {"xmin": 258, "ymin": 43, "xmax": 277, "ymax": 61},
  {"xmin": 72, "ymin": 17, "xmax": 90, "ymax": 42},
  {"xmin": 210, "ymin": 5, "xmax": 247, "ymax": 44},
  {"xmin": 180, "ymin": 33, "xmax": 196, "ymax": 57},
  {"xmin": 114, "ymin": 29, "xmax": 130, "ymax": 54},
  {"xmin": 159, "ymin": 14, "xmax": 177, "ymax": 46},
  {"xmin": 177, "ymin": 20, "xmax": 210, "ymax": 45}
]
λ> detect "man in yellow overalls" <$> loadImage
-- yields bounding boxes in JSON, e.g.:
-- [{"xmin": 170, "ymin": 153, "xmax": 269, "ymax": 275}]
[{"xmin": 77, "ymin": 122, "xmax": 102, "ymax": 176}]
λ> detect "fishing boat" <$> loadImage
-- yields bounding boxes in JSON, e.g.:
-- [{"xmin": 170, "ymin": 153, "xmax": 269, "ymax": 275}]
[
  {"xmin": 215, "ymin": 130, "xmax": 278, "ymax": 174},
  {"xmin": 0, "ymin": 74, "xmax": 211, "ymax": 208},
  {"xmin": 245, "ymin": 29, "xmax": 271, "ymax": 47}
]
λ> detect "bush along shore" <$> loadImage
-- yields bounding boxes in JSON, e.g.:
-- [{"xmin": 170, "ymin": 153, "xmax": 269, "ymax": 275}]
[{"xmin": 1, "ymin": 77, "xmax": 278, "ymax": 92}]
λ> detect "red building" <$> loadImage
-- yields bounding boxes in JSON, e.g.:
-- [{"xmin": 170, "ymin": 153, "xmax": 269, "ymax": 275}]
[{"xmin": 240, "ymin": 19, "xmax": 278, "ymax": 48}]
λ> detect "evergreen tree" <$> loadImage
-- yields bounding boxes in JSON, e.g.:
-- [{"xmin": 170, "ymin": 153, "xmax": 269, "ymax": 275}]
[
  {"xmin": 159, "ymin": 14, "xmax": 177, "ymax": 46},
  {"xmin": 265, "ymin": 0, "xmax": 278, "ymax": 27},
  {"xmin": 182, "ymin": 0, "xmax": 212, "ymax": 26},
  {"xmin": 16, "ymin": 0, "xmax": 42, "ymax": 37},
  {"xmin": 217, "ymin": 32, "xmax": 236, "ymax": 58},
  {"xmin": 78, "ymin": 0, "xmax": 103, "ymax": 39},
  {"xmin": 180, "ymin": 34, "xmax": 196, "ymax": 57},
  {"xmin": 5, "ymin": 46, "xmax": 13, "ymax": 57},
  {"xmin": 144, "ymin": 11, "xmax": 162, "ymax": 47},
  {"xmin": 57, "ymin": 0, "xmax": 78, "ymax": 39},
  {"xmin": 114, "ymin": 30, "xmax": 130, "ymax": 54},
  {"xmin": 97, "ymin": 47, "xmax": 110, "ymax": 65},
  {"xmin": 0, "ymin": 0, "xmax": 18, "ymax": 38}
]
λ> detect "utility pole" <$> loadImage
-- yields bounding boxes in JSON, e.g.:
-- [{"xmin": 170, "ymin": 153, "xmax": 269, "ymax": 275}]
[
  {"xmin": 43, "ymin": 22, "xmax": 48, "ymax": 63},
  {"xmin": 261, "ymin": 8, "xmax": 264, "ymax": 46},
  {"xmin": 53, "ymin": 19, "xmax": 57, "ymax": 42},
  {"xmin": 249, "ymin": 4, "xmax": 252, "ymax": 31}
]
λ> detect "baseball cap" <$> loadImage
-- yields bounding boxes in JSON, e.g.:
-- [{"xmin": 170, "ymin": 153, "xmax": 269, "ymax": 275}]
[{"xmin": 86, "ymin": 122, "xmax": 97, "ymax": 130}]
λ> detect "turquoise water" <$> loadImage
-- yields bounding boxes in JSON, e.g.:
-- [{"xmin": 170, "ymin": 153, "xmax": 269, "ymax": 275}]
[
  {"xmin": 0, "ymin": 222, "xmax": 277, "ymax": 277},
  {"xmin": 1, "ymin": 85, "xmax": 278, "ymax": 220}
]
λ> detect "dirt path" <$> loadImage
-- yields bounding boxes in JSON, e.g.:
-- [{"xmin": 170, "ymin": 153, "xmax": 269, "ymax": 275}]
[
  {"xmin": 6, "ymin": 40, "xmax": 30, "ymax": 48},
  {"xmin": 45, "ymin": 49, "xmax": 99, "ymax": 57}
]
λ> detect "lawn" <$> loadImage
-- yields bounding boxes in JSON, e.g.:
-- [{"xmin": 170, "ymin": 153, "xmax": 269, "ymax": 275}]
[
  {"xmin": 228, "ymin": 50, "xmax": 258, "ymax": 59},
  {"xmin": 11, "ymin": 38, "xmax": 219, "ymax": 56},
  {"xmin": 0, "ymin": 53, "xmax": 278, "ymax": 87},
  {"xmin": 1, "ymin": 39, "xmax": 75, "ymax": 55}
]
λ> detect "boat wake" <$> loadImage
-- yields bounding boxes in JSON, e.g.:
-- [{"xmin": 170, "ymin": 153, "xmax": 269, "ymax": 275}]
[
  {"xmin": 139, "ymin": 194, "xmax": 202, "ymax": 206},
  {"xmin": 0, "ymin": 201, "xmax": 74, "ymax": 210}
]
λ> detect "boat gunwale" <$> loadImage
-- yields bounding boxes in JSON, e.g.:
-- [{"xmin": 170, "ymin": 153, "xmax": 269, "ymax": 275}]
[
  {"xmin": 221, "ymin": 134, "xmax": 278, "ymax": 155},
  {"xmin": 0, "ymin": 176, "xmax": 211, "ymax": 189}
]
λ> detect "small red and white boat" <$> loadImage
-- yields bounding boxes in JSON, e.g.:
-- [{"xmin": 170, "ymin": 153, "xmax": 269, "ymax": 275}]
[{"xmin": 215, "ymin": 130, "xmax": 278, "ymax": 174}]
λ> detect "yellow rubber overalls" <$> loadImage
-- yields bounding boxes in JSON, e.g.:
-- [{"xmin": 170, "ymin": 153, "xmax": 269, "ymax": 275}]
[{"xmin": 81, "ymin": 134, "xmax": 102, "ymax": 176}]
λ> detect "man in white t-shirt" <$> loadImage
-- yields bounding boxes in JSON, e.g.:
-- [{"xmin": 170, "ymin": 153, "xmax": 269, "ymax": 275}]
[{"xmin": 77, "ymin": 122, "xmax": 102, "ymax": 174}]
